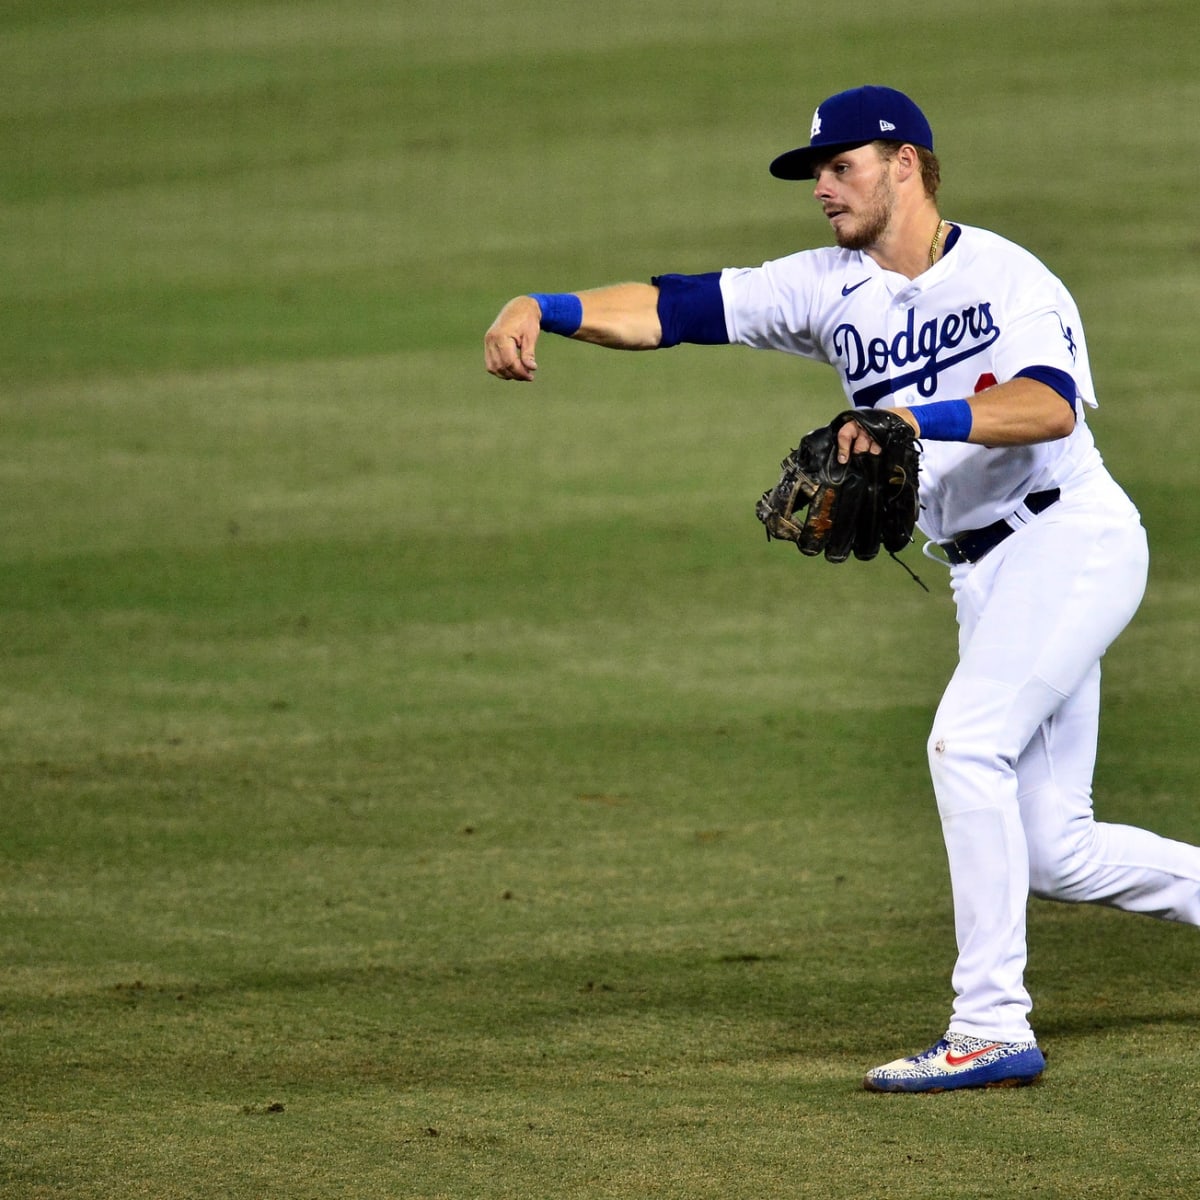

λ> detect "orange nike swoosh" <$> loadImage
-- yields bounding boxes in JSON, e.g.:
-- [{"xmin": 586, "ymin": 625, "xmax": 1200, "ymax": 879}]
[{"xmin": 944, "ymin": 1043, "xmax": 1002, "ymax": 1067}]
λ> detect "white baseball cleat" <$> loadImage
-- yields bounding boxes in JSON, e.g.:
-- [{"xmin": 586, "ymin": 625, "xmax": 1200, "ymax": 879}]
[{"xmin": 864, "ymin": 1032, "xmax": 1046, "ymax": 1092}]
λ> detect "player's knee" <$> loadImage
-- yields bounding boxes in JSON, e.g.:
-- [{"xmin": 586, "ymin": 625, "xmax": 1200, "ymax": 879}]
[
  {"xmin": 926, "ymin": 689, "xmax": 1027, "ymax": 809},
  {"xmin": 926, "ymin": 725, "xmax": 1013, "ymax": 817}
]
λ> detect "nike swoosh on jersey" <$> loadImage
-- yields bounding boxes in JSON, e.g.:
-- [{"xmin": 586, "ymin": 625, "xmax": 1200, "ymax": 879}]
[
  {"xmin": 944, "ymin": 1043, "xmax": 1002, "ymax": 1067},
  {"xmin": 841, "ymin": 279, "xmax": 870, "ymax": 296}
]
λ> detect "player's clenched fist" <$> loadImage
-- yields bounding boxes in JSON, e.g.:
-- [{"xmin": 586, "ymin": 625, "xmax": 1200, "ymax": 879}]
[{"xmin": 484, "ymin": 296, "xmax": 541, "ymax": 381}]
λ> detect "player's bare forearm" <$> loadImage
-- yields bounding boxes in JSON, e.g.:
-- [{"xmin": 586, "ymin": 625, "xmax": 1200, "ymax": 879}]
[
  {"xmin": 963, "ymin": 377, "xmax": 1076, "ymax": 445},
  {"xmin": 899, "ymin": 378, "xmax": 1076, "ymax": 447},
  {"xmin": 484, "ymin": 283, "xmax": 661, "ymax": 381},
  {"xmin": 575, "ymin": 283, "xmax": 662, "ymax": 349}
]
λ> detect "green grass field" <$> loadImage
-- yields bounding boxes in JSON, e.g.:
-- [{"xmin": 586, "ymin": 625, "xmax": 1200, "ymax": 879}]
[{"xmin": 3, "ymin": 1, "xmax": 1199, "ymax": 1196}]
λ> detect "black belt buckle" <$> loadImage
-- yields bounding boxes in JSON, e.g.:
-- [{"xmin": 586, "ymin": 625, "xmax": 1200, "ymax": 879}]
[{"xmin": 943, "ymin": 489, "xmax": 1060, "ymax": 565}]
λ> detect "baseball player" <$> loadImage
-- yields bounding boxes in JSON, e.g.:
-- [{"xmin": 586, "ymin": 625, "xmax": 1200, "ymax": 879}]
[{"xmin": 484, "ymin": 85, "xmax": 1200, "ymax": 1092}]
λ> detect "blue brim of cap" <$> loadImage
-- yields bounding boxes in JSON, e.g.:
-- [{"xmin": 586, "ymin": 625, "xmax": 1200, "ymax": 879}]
[{"xmin": 769, "ymin": 140, "xmax": 870, "ymax": 180}]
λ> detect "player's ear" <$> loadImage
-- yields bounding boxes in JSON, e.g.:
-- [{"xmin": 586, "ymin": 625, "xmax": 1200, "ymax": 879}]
[{"xmin": 893, "ymin": 143, "xmax": 920, "ymax": 182}]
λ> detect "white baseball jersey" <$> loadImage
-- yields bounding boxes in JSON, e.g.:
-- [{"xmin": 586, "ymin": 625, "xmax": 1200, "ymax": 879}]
[{"xmin": 718, "ymin": 224, "xmax": 1103, "ymax": 542}]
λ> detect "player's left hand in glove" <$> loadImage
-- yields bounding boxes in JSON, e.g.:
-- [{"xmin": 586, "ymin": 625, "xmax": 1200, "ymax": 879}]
[{"xmin": 755, "ymin": 407, "xmax": 921, "ymax": 566}]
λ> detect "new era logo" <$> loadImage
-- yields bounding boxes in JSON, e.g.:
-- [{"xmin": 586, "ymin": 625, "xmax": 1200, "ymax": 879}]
[{"xmin": 879, "ymin": 120, "xmax": 896, "ymax": 132}]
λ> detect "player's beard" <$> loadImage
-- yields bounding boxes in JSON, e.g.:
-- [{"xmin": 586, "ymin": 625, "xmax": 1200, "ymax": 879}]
[{"xmin": 832, "ymin": 173, "xmax": 895, "ymax": 251}]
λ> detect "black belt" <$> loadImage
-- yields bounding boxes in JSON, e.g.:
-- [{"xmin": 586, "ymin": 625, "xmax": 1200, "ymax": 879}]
[{"xmin": 941, "ymin": 489, "xmax": 1060, "ymax": 565}]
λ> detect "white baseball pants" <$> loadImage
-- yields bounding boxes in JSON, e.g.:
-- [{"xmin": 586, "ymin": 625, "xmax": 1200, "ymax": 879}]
[{"xmin": 927, "ymin": 472, "xmax": 1200, "ymax": 1041}]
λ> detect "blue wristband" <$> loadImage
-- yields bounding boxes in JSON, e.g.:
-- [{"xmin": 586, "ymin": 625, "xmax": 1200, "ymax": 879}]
[
  {"xmin": 528, "ymin": 292, "xmax": 583, "ymax": 337},
  {"xmin": 907, "ymin": 399, "xmax": 973, "ymax": 441}
]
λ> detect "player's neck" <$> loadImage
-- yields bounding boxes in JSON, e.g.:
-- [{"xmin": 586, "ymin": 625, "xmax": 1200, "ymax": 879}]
[{"xmin": 865, "ymin": 206, "xmax": 944, "ymax": 280}]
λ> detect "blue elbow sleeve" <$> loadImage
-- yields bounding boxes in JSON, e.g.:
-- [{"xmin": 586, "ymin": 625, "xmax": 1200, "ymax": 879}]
[{"xmin": 652, "ymin": 272, "xmax": 729, "ymax": 348}]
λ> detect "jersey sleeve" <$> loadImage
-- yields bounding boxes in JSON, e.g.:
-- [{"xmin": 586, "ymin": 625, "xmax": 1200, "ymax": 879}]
[{"xmin": 717, "ymin": 253, "xmax": 828, "ymax": 361}]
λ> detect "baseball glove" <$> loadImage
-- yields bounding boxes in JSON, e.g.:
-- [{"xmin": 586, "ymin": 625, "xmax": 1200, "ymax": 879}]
[{"xmin": 755, "ymin": 407, "xmax": 921, "ymax": 564}]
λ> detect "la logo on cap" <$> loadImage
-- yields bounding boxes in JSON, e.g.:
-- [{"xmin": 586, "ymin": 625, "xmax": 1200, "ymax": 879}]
[{"xmin": 810, "ymin": 109, "xmax": 822, "ymax": 138}]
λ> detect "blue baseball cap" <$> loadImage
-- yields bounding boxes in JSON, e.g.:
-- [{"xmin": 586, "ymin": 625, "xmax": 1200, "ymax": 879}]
[{"xmin": 769, "ymin": 85, "xmax": 934, "ymax": 180}]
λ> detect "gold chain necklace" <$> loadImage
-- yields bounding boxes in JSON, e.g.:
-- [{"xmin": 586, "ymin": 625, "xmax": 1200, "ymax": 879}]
[{"xmin": 928, "ymin": 218, "xmax": 948, "ymax": 268}]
